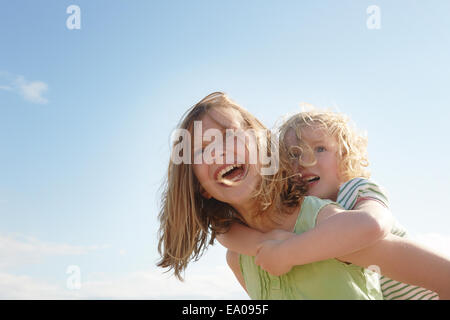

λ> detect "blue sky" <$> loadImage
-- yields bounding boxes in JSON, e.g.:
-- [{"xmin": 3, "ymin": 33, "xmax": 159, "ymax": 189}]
[{"xmin": 1, "ymin": 0, "xmax": 449, "ymax": 298}]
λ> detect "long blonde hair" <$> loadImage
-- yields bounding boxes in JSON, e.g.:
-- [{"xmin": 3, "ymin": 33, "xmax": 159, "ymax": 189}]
[{"xmin": 157, "ymin": 92, "xmax": 306, "ymax": 280}]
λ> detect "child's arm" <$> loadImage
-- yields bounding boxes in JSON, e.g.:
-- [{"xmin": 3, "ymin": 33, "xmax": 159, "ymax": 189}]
[
  {"xmin": 216, "ymin": 222, "xmax": 293, "ymax": 256},
  {"xmin": 216, "ymin": 223, "xmax": 264, "ymax": 256},
  {"xmin": 255, "ymin": 200, "xmax": 393, "ymax": 275},
  {"xmin": 338, "ymin": 233, "xmax": 450, "ymax": 299}
]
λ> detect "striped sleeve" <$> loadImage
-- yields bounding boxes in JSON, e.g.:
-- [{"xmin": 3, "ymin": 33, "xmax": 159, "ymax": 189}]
[
  {"xmin": 337, "ymin": 178, "xmax": 389, "ymax": 210},
  {"xmin": 380, "ymin": 276, "xmax": 439, "ymax": 300},
  {"xmin": 338, "ymin": 179, "xmax": 439, "ymax": 300},
  {"xmin": 337, "ymin": 178, "xmax": 408, "ymax": 237}
]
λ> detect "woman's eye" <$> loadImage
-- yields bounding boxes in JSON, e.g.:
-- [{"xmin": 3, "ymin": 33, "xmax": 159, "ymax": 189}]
[{"xmin": 194, "ymin": 147, "xmax": 206, "ymax": 157}]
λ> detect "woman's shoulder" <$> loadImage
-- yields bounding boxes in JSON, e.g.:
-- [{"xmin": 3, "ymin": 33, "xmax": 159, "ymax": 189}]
[
  {"xmin": 303, "ymin": 195, "xmax": 335, "ymax": 205},
  {"xmin": 295, "ymin": 197, "xmax": 340, "ymax": 233}
]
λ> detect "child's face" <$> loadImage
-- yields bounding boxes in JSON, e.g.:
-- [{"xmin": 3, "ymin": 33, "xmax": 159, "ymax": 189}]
[
  {"xmin": 192, "ymin": 108, "xmax": 261, "ymax": 206},
  {"xmin": 284, "ymin": 126, "xmax": 342, "ymax": 201}
]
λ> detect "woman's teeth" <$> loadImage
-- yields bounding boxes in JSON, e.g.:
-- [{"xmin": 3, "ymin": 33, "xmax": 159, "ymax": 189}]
[{"xmin": 217, "ymin": 165, "xmax": 245, "ymax": 186}]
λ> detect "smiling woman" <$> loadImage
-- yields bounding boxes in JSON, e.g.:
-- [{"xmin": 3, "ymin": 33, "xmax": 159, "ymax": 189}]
[
  {"xmin": 155, "ymin": 92, "xmax": 389, "ymax": 300},
  {"xmin": 157, "ymin": 92, "xmax": 306, "ymax": 281},
  {"xmin": 191, "ymin": 108, "xmax": 262, "ymax": 206}
]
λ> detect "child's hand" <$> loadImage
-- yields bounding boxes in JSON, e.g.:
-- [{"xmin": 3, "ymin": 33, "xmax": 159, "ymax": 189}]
[{"xmin": 255, "ymin": 239, "xmax": 293, "ymax": 276}]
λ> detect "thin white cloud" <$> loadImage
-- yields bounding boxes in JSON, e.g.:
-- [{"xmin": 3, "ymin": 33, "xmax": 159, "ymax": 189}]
[
  {"xmin": 3, "ymin": 232, "xmax": 448, "ymax": 299},
  {"xmin": 14, "ymin": 76, "xmax": 48, "ymax": 104},
  {"xmin": 0, "ymin": 236, "xmax": 248, "ymax": 299},
  {"xmin": 0, "ymin": 266, "xmax": 248, "ymax": 300},
  {"xmin": 0, "ymin": 85, "xmax": 12, "ymax": 91},
  {"xmin": 0, "ymin": 266, "xmax": 249, "ymax": 300},
  {"xmin": 0, "ymin": 272, "xmax": 74, "ymax": 299},
  {"xmin": 0, "ymin": 72, "xmax": 48, "ymax": 104},
  {"xmin": 412, "ymin": 233, "xmax": 450, "ymax": 258},
  {"xmin": 0, "ymin": 233, "xmax": 108, "ymax": 270},
  {"xmin": 77, "ymin": 266, "xmax": 249, "ymax": 299},
  {"xmin": 72, "ymin": 244, "xmax": 248, "ymax": 299}
]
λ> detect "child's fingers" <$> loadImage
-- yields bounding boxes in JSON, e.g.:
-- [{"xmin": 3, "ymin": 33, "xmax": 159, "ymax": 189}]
[
  {"xmin": 255, "ymin": 253, "xmax": 262, "ymax": 268},
  {"xmin": 255, "ymin": 243, "xmax": 263, "ymax": 258},
  {"xmin": 255, "ymin": 242, "xmax": 269, "ymax": 267}
]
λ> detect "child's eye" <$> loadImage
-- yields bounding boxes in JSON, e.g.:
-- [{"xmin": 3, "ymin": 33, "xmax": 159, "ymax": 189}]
[{"xmin": 315, "ymin": 146, "xmax": 326, "ymax": 153}]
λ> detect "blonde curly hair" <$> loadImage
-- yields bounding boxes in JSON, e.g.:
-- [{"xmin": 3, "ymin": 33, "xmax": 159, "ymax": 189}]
[{"xmin": 279, "ymin": 108, "xmax": 370, "ymax": 182}]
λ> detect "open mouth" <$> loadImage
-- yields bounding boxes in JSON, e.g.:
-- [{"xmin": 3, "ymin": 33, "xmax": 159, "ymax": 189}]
[
  {"xmin": 215, "ymin": 164, "xmax": 248, "ymax": 186},
  {"xmin": 304, "ymin": 175, "xmax": 320, "ymax": 184}
]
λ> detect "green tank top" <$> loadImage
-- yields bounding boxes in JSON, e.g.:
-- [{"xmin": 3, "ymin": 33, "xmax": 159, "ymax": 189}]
[{"xmin": 239, "ymin": 196, "xmax": 383, "ymax": 300}]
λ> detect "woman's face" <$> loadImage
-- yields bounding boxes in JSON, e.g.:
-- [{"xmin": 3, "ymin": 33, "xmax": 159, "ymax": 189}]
[{"xmin": 192, "ymin": 108, "xmax": 261, "ymax": 206}]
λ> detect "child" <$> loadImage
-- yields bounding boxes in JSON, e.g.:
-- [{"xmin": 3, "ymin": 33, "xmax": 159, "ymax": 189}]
[
  {"xmin": 157, "ymin": 92, "xmax": 384, "ymax": 299},
  {"xmin": 219, "ymin": 109, "xmax": 448, "ymax": 299}
]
